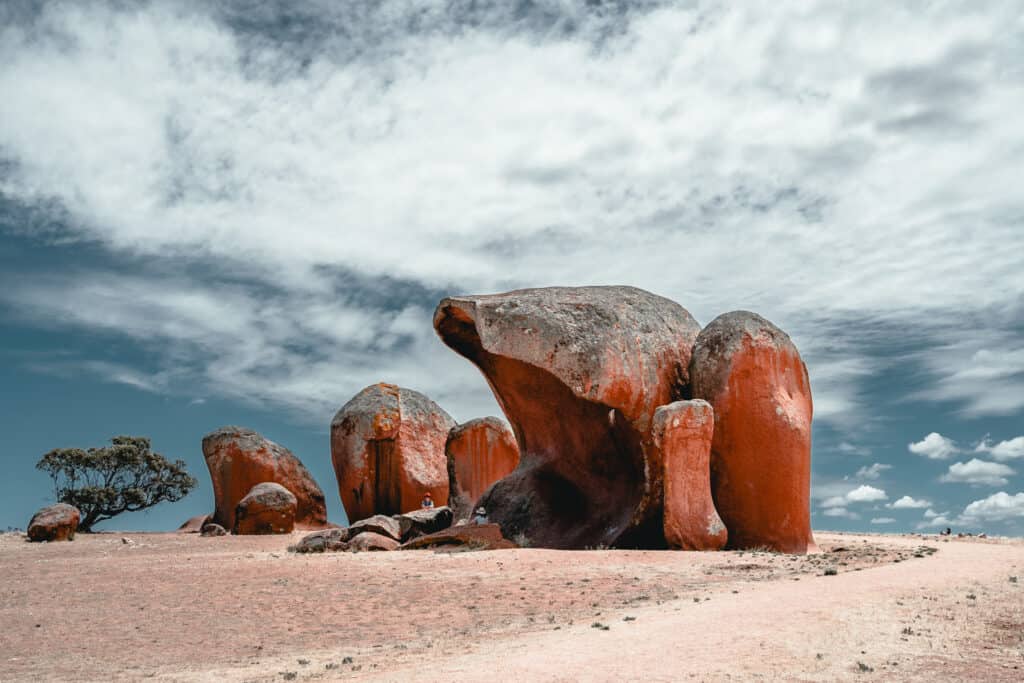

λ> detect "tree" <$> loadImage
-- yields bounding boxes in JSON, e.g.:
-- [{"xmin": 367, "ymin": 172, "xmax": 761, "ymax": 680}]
[{"xmin": 36, "ymin": 436, "xmax": 197, "ymax": 532}]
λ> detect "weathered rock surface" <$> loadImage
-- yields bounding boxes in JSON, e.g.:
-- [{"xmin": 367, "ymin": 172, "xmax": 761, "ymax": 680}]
[
  {"xmin": 202, "ymin": 426, "xmax": 326, "ymax": 532},
  {"xmin": 27, "ymin": 503, "xmax": 80, "ymax": 542},
  {"xmin": 690, "ymin": 311, "xmax": 815, "ymax": 554},
  {"xmin": 233, "ymin": 482, "xmax": 297, "ymax": 535},
  {"xmin": 394, "ymin": 506, "xmax": 454, "ymax": 541},
  {"xmin": 434, "ymin": 286, "xmax": 701, "ymax": 549},
  {"xmin": 331, "ymin": 383, "xmax": 455, "ymax": 521},
  {"xmin": 289, "ymin": 528, "xmax": 350, "ymax": 553},
  {"xmin": 348, "ymin": 531, "xmax": 400, "ymax": 552},
  {"xmin": 177, "ymin": 514, "xmax": 211, "ymax": 534},
  {"xmin": 446, "ymin": 418, "xmax": 520, "ymax": 521},
  {"xmin": 348, "ymin": 514, "xmax": 403, "ymax": 542},
  {"xmin": 653, "ymin": 400, "xmax": 728, "ymax": 551},
  {"xmin": 400, "ymin": 523, "xmax": 517, "ymax": 551},
  {"xmin": 200, "ymin": 523, "xmax": 228, "ymax": 537}
]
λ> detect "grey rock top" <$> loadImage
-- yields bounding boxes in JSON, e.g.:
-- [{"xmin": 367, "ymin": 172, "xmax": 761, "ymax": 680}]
[
  {"xmin": 330, "ymin": 382, "xmax": 455, "ymax": 432},
  {"xmin": 201, "ymin": 425, "xmax": 294, "ymax": 461}
]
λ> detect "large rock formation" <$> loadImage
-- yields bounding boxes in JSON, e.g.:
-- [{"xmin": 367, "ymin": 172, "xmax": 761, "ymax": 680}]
[
  {"xmin": 446, "ymin": 417, "xmax": 520, "ymax": 521},
  {"xmin": 331, "ymin": 383, "xmax": 455, "ymax": 521},
  {"xmin": 690, "ymin": 311, "xmax": 815, "ymax": 554},
  {"xmin": 27, "ymin": 503, "xmax": 80, "ymax": 542},
  {"xmin": 202, "ymin": 426, "xmax": 326, "ymax": 532},
  {"xmin": 233, "ymin": 482, "xmax": 297, "ymax": 535},
  {"xmin": 653, "ymin": 400, "xmax": 727, "ymax": 551},
  {"xmin": 433, "ymin": 286, "xmax": 702, "ymax": 549}
]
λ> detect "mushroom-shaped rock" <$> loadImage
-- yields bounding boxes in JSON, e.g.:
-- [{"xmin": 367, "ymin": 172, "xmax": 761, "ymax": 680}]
[
  {"xmin": 233, "ymin": 482, "xmax": 297, "ymax": 535},
  {"xmin": 690, "ymin": 311, "xmax": 815, "ymax": 554},
  {"xmin": 434, "ymin": 286, "xmax": 701, "ymax": 549},
  {"xmin": 653, "ymin": 400, "xmax": 727, "ymax": 551},
  {"xmin": 200, "ymin": 523, "xmax": 228, "ymax": 537},
  {"xmin": 446, "ymin": 418, "xmax": 520, "ymax": 521},
  {"xmin": 331, "ymin": 383, "xmax": 455, "ymax": 521},
  {"xmin": 27, "ymin": 503, "xmax": 80, "ymax": 542},
  {"xmin": 290, "ymin": 528, "xmax": 350, "ymax": 553},
  {"xmin": 202, "ymin": 426, "xmax": 326, "ymax": 532},
  {"xmin": 394, "ymin": 506, "xmax": 454, "ymax": 541},
  {"xmin": 400, "ymin": 523, "xmax": 517, "ymax": 551},
  {"xmin": 348, "ymin": 531, "xmax": 400, "ymax": 552},
  {"xmin": 348, "ymin": 514, "xmax": 403, "ymax": 542}
]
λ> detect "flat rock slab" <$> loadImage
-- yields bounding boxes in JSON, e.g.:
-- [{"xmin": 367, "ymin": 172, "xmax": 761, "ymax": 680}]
[
  {"xmin": 349, "ymin": 514, "xmax": 403, "ymax": 541},
  {"xmin": 400, "ymin": 523, "xmax": 517, "ymax": 551},
  {"xmin": 348, "ymin": 532, "xmax": 400, "ymax": 552},
  {"xmin": 289, "ymin": 528, "xmax": 350, "ymax": 553},
  {"xmin": 394, "ymin": 506, "xmax": 454, "ymax": 540}
]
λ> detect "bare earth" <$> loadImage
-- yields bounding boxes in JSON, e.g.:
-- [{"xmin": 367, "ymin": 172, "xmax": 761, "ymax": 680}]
[{"xmin": 1, "ymin": 531, "xmax": 1022, "ymax": 681}]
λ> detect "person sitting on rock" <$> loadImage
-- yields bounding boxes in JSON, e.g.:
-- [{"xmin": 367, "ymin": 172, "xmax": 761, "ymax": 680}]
[
  {"xmin": 420, "ymin": 492, "xmax": 434, "ymax": 509},
  {"xmin": 473, "ymin": 506, "xmax": 488, "ymax": 525}
]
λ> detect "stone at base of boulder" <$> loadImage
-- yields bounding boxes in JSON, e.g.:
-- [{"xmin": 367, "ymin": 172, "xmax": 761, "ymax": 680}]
[
  {"xmin": 348, "ymin": 515, "xmax": 403, "ymax": 542},
  {"xmin": 177, "ymin": 514, "xmax": 212, "ymax": 534},
  {"xmin": 200, "ymin": 523, "xmax": 228, "ymax": 537},
  {"xmin": 289, "ymin": 528, "xmax": 350, "ymax": 553},
  {"xmin": 233, "ymin": 482, "xmax": 297, "ymax": 535},
  {"xmin": 393, "ymin": 506, "xmax": 454, "ymax": 541},
  {"xmin": 348, "ymin": 532, "xmax": 400, "ymax": 552},
  {"xmin": 400, "ymin": 523, "xmax": 517, "ymax": 550}
]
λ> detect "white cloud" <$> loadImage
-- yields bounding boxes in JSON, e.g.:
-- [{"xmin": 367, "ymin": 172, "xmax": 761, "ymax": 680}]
[
  {"xmin": 889, "ymin": 495, "xmax": 932, "ymax": 509},
  {"xmin": 845, "ymin": 485, "xmax": 888, "ymax": 503},
  {"xmin": 940, "ymin": 459, "xmax": 1016, "ymax": 487},
  {"xmin": 838, "ymin": 442, "xmax": 871, "ymax": 457},
  {"xmin": 908, "ymin": 432, "xmax": 958, "ymax": 460},
  {"xmin": 975, "ymin": 436, "xmax": 1024, "ymax": 461},
  {"xmin": 0, "ymin": 2, "xmax": 1022, "ymax": 425},
  {"xmin": 823, "ymin": 507, "xmax": 859, "ymax": 520},
  {"xmin": 960, "ymin": 492, "xmax": 1024, "ymax": 523},
  {"xmin": 871, "ymin": 517, "xmax": 895, "ymax": 524},
  {"xmin": 856, "ymin": 462, "xmax": 891, "ymax": 480}
]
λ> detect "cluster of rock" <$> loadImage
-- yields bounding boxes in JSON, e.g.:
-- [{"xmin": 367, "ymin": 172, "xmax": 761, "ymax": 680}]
[
  {"xmin": 433, "ymin": 286, "xmax": 815, "ymax": 554},
  {"xmin": 289, "ymin": 506, "xmax": 515, "ymax": 553}
]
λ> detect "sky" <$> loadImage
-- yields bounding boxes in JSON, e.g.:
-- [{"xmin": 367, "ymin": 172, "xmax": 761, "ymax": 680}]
[{"xmin": 1, "ymin": 0, "xmax": 1022, "ymax": 535}]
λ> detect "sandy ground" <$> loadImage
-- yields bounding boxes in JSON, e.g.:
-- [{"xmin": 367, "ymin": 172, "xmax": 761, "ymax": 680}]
[{"xmin": 1, "ymin": 531, "xmax": 1021, "ymax": 681}]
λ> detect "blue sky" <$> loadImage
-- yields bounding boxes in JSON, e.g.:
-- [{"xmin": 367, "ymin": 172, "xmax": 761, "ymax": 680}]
[{"xmin": 1, "ymin": 0, "xmax": 1022, "ymax": 534}]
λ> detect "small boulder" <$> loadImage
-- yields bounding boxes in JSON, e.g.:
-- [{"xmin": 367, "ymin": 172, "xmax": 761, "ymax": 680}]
[
  {"xmin": 177, "ymin": 514, "xmax": 212, "ymax": 534},
  {"xmin": 27, "ymin": 503, "xmax": 80, "ymax": 542},
  {"xmin": 290, "ymin": 528, "xmax": 350, "ymax": 553},
  {"xmin": 200, "ymin": 523, "xmax": 228, "ymax": 537},
  {"xmin": 446, "ymin": 417, "xmax": 520, "ymax": 521},
  {"xmin": 348, "ymin": 531, "xmax": 400, "ymax": 552},
  {"xmin": 348, "ymin": 514, "xmax": 403, "ymax": 542},
  {"xmin": 653, "ymin": 400, "xmax": 727, "ymax": 551},
  {"xmin": 400, "ymin": 523, "xmax": 517, "ymax": 551},
  {"xmin": 202, "ymin": 426, "xmax": 327, "ymax": 532},
  {"xmin": 233, "ymin": 482, "xmax": 297, "ymax": 535},
  {"xmin": 393, "ymin": 506, "xmax": 454, "ymax": 541}
]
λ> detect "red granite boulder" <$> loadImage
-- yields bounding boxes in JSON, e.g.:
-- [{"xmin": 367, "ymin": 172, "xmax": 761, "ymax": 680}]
[
  {"xmin": 400, "ymin": 523, "xmax": 517, "ymax": 551},
  {"xmin": 434, "ymin": 286, "xmax": 702, "ymax": 549},
  {"xmin": 331, "ymin": 383, "xmax": 455, "ymax": 521},
  {"xmin": 233, "ymin": 482, "xmax": 297, "ymax": 535},
  {"xmin": 446, "ymin": 417, "xmax": 520, "ymax": 521},
  {"xmin": 690, "ymin": 311, "xmax": 815, "ymax": 554},
  {"xmin": 27, "ymin": 503, "xmax": 80, "ymax": 542},
  {"xmin": 653, "ymin": 400, "xmax": 727, "ymax": 551},
  {"xmin": 202, "ymin": 426, "xmax": 326, "ymax": 532}
]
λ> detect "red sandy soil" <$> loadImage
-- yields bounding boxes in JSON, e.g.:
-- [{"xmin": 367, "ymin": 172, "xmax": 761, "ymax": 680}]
[{"xmin": 1, "ymin": 531, "xmax": 1021, "ymax": 681}]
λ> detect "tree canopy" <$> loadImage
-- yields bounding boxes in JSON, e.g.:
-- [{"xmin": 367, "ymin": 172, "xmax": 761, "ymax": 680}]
[{"xmin": 36, "ymin": 436, "xmax": 197, "ymax": 532}]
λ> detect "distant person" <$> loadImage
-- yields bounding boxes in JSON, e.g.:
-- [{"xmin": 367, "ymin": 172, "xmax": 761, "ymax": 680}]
[
  {"xmin": 420, "ymin": 492, "xmax": 434, "ymax": 509},
  {"xmin": 473, "ymin": 506, "xmax": 488, "ymax": 525}
]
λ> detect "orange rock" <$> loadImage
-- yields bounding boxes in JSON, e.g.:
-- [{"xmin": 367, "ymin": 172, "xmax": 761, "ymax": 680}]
[
  {"xmin": 653, "ymin": 400, "xmax": 727, "ymax": 551},
  {"xmin": 331, "ymin": 383, "xmax": 455, "ymax": 522},
  {"xmin": 27, "ymin": 503, "xmax": 80, "ymax": 542},
  {"xmin": 446, "ymin": 417, "xmax": 520, "ymax": 521},
  {"xmin": 434, "ymin": 286, "xmax": 701, "ymax": 549},
  {"xmin": 202, "ymin": 426, "xmax": 327, "ymax": 532},
  {"xmin": 690, "ymin": 311, "xmax": 815, "ymax": 554},
  {"xmin": 233, "ymin": 482, "xmax": 296, "ymax": 535}
]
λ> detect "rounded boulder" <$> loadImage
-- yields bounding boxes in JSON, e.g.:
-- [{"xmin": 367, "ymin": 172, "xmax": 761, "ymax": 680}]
[
  {"xmin": 27, "ymin": 503, "xmax": 80, "ymax": 542},
  {"xmin": 233, "ymin": 482, "xmax": 297, "ymax": 535}
]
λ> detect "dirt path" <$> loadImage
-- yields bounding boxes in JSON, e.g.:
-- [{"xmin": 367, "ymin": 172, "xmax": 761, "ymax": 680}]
[{"xmin": 1, "ymin": 532, "xmax": 1021, "ymax": 681}]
